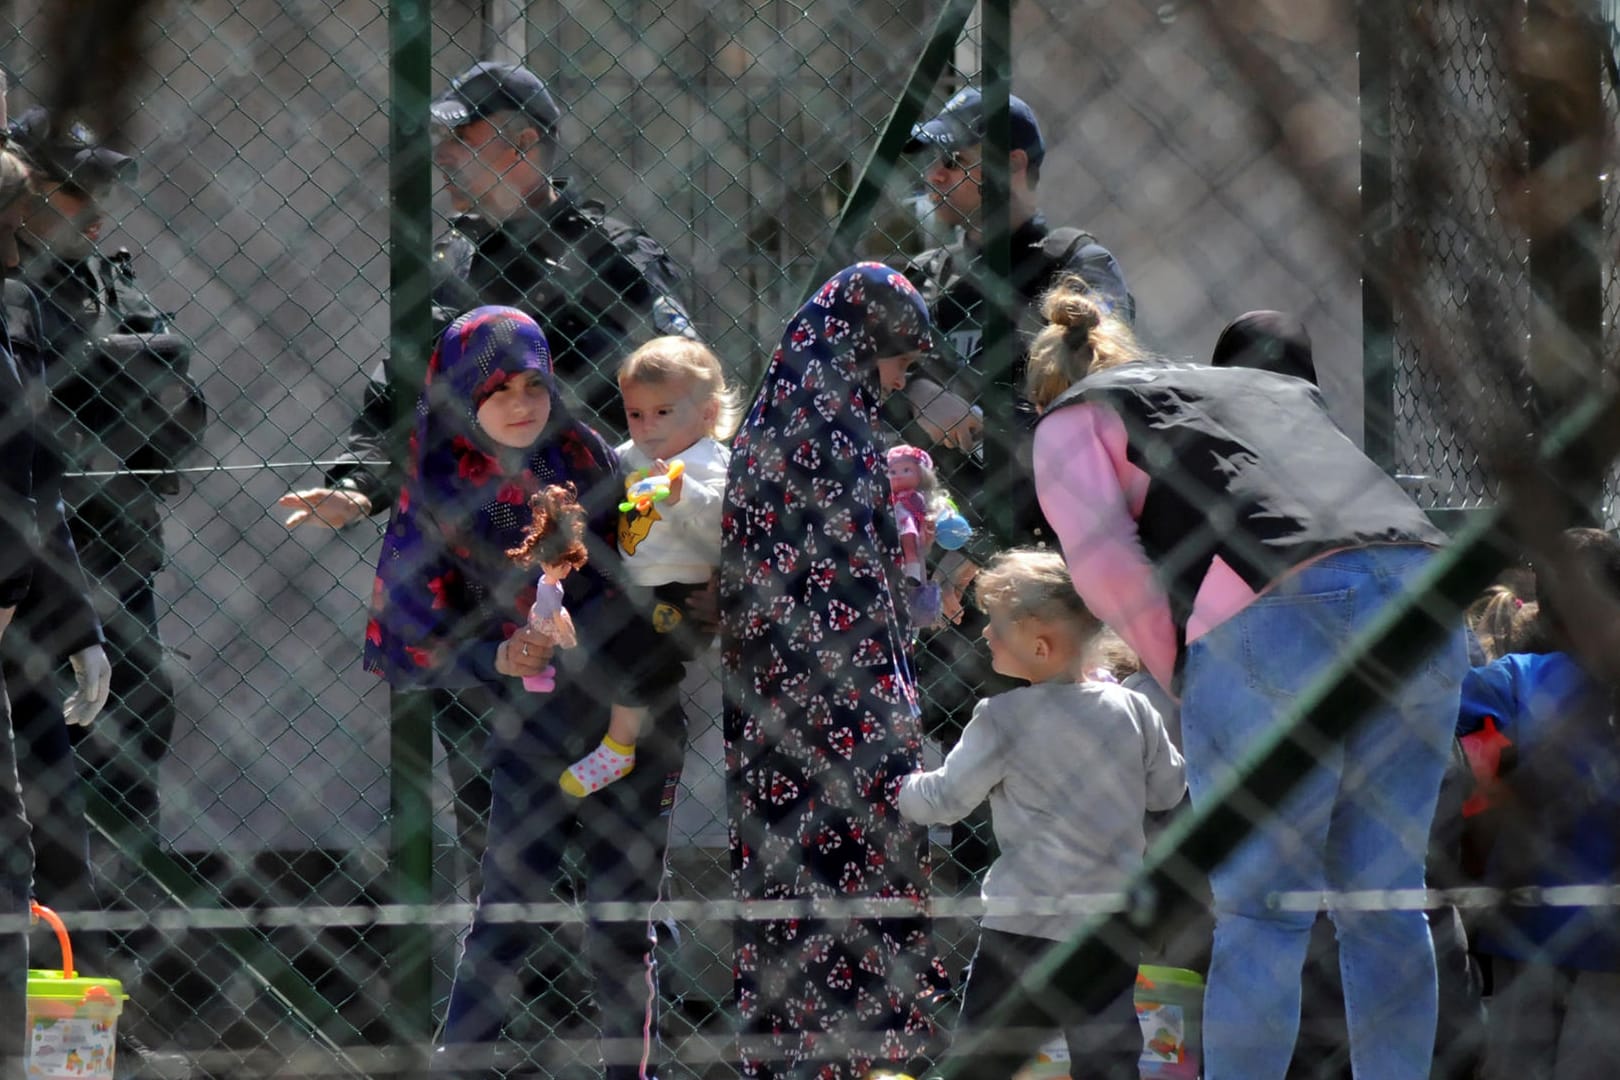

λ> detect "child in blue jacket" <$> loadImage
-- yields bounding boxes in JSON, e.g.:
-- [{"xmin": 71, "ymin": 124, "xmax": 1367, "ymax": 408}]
[{"xmin": 1457, "ymin": 528, "xmax": 1620, "ymax": 1080}]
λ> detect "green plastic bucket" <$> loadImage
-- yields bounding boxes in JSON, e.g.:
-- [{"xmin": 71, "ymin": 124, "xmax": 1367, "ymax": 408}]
[{"xmin": 25, "ymin": 902, "xmax": 126, "ymax": 1080}]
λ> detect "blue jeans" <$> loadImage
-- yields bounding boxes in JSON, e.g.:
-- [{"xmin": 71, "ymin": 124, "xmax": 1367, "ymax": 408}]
[
  {"xmin": 437, "ymin": 680, "xmax": 686, "ymax": 1080},
  {"xmin": 1181, "ymin": 545, "xmax": 1465, "ymax": 1080}
]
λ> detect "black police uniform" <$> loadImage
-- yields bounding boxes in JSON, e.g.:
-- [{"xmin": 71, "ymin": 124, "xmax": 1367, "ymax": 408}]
[
  {"xmin": 901, "ymin": 214, "xmax": 1134, "ymax": 551},
  {"xmin": 895, "ymin": 216, "xmax": 1135, "ymax": 878},
  {"xmin": 16, "ymin": 239, "xmax": 206, "ymax": 844},
  {"xmin": 326, "ymin": 182, "xmax": 696, "ymax": 512},
  {"xmin": 322, "ymin": 184, "xmax": 696, "ymax": 905},
  {"xmin": 0, "ymin": 275, "xmax": 106, "ymax": 953},
  {"xmin": 0, "ymin": 276, "xmax": 46, "ymax": 1073}
]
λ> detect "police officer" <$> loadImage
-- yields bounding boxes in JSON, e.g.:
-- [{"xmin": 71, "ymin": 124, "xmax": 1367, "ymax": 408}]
[
  {"xmin": 278, "ymin": 60, "xmax": 697, "ymax": 532},
  {"xmin": 0, "ymin": 125, "xmax": 114, "ymax": 974},
  {"xmin": 0, "ymin": 120, "xmax": 58, "ymax": 1076},
  {"xmin": 8, "ymin": 106, "xmax": 205, "ymax": 881},
  {"xmin": 893, "ymin": 88, "xmax": 1136, "ymax": 872}
]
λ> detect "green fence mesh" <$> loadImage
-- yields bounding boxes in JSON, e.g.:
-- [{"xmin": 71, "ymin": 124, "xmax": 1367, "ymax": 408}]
[{"xmin": 0, "ymin": 2, "xmax": 1614, "ymax": 1079}]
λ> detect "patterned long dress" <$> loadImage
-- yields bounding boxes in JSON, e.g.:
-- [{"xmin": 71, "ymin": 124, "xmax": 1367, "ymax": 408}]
[{"xmin": 720, "ymin": 263, "xmax": 949, "ymax": 1079}]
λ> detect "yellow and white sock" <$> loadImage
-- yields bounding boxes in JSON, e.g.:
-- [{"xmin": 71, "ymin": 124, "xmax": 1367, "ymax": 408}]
[{"xmin": 560, "ymin": 735, "xmax": 636, "ymax": 797}]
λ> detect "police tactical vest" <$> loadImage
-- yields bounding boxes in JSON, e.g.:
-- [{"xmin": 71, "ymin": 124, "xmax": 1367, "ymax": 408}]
[{"xmin": 909, "ymin": 224, "xmax": 1097, "ymax": 372}]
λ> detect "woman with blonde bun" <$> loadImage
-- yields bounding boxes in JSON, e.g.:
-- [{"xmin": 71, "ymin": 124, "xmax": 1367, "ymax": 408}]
[{"xmin": 1026, "ymin": 276, "xmax": 1465, "ymax": 1080}]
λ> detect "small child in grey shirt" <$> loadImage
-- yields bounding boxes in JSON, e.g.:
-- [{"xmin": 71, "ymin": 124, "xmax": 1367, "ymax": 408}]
[{"xmin": 899, "ymin": 548, "xmax": 1185, "ymax": 1080}]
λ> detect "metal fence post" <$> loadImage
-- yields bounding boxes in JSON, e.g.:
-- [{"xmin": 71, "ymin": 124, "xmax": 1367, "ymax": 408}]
[
  {"xmin": 387, "ymin": 0, "xmax": 436, "ymax": 1071},
  {"xmin": 802, "ymin": 0, "xmax": 979, "ymax": 298},
  {"xmin": 1524, "ymin": 0, "xmax": 1607, "ymax": 523},
  {"xmin": 1359, "ymin": 0, "xmax": 1396, "ymax": 472},
  {"xmin": 979, "ymin": 0, "xmax": 1013, "ymax": 544}
]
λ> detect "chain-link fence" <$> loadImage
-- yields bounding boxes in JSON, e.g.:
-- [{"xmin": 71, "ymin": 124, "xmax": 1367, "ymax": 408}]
[
  {"xmin": 1381, "ymin": 1, "xmax": 1620, "ymax": 528},
  {"xmin": 0, "ymin": 0, "xmax": 1615, "ymax": 1078}
]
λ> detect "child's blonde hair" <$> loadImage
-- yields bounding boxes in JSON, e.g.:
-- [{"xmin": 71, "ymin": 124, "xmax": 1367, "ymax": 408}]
[
  {"xmin": 975, "ymin": 548, "xmax": 1100, "ymax": 642},
  {"xmin": 1092, "ymin": 627, "xmax": 1142, "ymax": 681},
  {"xmin": 1467, "ymin": 583, "xmax": 1544, "ymax": 662},
  {"xmin": 618, "ymin": 336, "xmax": 742, "ymax": 440}
]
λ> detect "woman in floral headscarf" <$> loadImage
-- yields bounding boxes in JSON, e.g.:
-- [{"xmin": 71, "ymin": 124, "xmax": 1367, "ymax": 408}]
[
  {"xmin": 364, "ymin": 306, "xmax": 683, "ymax": 1080},
  {"xmin": 720, "ymin": 263, "xmax": 949, "ymax": 1079}
]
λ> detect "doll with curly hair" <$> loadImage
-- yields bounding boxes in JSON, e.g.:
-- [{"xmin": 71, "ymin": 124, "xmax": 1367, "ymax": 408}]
[{"xmin": 508, "ymin": 483, "xmax": 590, "ymax": 693}]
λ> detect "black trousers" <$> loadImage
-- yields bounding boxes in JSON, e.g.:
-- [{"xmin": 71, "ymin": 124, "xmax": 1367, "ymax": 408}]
[
  {"xmin": 74, "ymin": 577, "xmax": 175, "ymax": 843},
  {"xmin": 0, "ymin": 640, "xmax": 98, "ymax": 966},
  {"xmin": 948, "ymin": 927, "xmax": 1143, "ymax": 1080},
  {"xmin": 429, "ymin": 688, "xmax": 494, "ymax": 898},
  {"xmin": 435, "ymin": 677, "xmax": 687, "ymax": 1079}
]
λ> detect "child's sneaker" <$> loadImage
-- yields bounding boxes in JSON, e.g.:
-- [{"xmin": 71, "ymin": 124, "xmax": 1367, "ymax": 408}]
[{"xmin": 560, "ymin": 736, "xmax": 636, "ymax": 797}]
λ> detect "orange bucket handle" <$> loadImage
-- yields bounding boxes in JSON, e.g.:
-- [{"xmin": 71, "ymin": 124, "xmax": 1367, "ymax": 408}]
[{"xmin": 30, "ymin": 901, "xmax": 74, "ymax": 979}]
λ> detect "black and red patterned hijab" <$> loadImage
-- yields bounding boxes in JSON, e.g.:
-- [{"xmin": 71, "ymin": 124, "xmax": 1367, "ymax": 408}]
[{"xmin": 721, "ymin": 261, "xmax": 935, "ymax": 723}]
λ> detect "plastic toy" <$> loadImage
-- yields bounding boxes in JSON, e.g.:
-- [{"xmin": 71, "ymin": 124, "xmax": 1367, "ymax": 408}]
[
  {"xmin": 934, "ymin": 497, "xmax": 973, "ymax": 551},
  {"xmin": 619, "ymin": 460, "xmax": 685, "ymax": 515}
]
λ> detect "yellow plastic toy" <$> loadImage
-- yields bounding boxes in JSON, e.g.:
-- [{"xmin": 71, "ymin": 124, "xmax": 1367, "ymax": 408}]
[{"xmin": 619, "ymin": 460, "xmax": 685, "ymax": 515}]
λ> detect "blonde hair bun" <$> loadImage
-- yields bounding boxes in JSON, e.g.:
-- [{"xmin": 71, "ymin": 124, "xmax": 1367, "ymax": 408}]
[
  {"xmin": 1043, "ymin": 287, "xmax": 1104, "ymax": 336},
  {"xmin": 1025, "ymin": 276, "xmax": 1146, "ymax": 410}
]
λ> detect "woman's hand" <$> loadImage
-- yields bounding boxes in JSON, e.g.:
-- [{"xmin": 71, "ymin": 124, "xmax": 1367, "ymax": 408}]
[
  {"xmin": 933, "ymin": 551, "xmax": 978, "ymax": 626},
  {"xmin": 278, "ymin": 487, "xmax": 372, "ymax": 528},
  {"xmin": 496, "ymin": 625, "xmax": 557, "ymax": 677}
]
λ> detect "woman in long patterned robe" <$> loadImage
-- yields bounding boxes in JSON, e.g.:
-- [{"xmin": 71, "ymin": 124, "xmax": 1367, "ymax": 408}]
[{"xmin": 720, "ymin": 263, "xmax": 949, "ymax": 1079}]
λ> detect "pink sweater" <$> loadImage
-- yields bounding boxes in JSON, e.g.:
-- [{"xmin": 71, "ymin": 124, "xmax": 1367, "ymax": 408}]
[{"xmin": 1032, "ymin": 403, "xmax": 1261, "ymax": 690}]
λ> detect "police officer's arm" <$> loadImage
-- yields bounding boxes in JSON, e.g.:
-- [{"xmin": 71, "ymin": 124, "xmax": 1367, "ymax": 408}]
[
  {"xmin": 546, "ymin": 221, "xmax": 697, "ymax": 435},
  {"xmin": 891, "ymin": 250, "xmax": 982, "ymax": 453},
  {"xmin": 279, "ymin": 360, "xmax": 394, "ymax": 528},
  {"xmin": 30, "ymin": 493, "xmax": 104, "ymax": 655},
  {"xmin": 324, "ymin": 360, "xmax": 397, "ymax": 511},
  {"xmin": 595, "ymin": 227, "xmax": 697, "ymax": 346},
  {"xmin": 285, "ymin": 231, "xmax": 474, "ymax": 529}
]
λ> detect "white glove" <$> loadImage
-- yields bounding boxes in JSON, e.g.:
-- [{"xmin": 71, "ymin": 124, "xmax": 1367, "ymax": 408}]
[{"xmin": 64, "ymin": 645, "xmax": 112, "ymax": 727}]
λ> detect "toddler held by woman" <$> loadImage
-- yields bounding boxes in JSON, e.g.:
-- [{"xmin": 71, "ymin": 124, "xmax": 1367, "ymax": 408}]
[{"xmin": 559, "ymin": 336, "xmax": 738, "ymax": 796}]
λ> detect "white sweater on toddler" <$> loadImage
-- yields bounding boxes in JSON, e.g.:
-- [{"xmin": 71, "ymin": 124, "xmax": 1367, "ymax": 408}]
[{"xmin": 616, "ymin": 435, "xmax": 730, "ymax": 587}]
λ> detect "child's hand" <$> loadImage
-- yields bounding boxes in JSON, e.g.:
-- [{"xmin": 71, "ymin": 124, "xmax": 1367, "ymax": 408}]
[{"xmin": 652, "ymin": 458, "xmax": 684, "ymax": 506}]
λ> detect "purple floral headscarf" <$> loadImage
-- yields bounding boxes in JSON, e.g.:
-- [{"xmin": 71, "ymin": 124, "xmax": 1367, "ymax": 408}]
[{"xmin": 363, "ymin": 305, "xmax": 617, "ymax": 686}]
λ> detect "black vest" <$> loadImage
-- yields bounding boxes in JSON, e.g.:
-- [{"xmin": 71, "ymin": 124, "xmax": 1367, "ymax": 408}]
[{"xmin": 1041, "ymin": 360, "xmax": 1445, "ymax": 647}]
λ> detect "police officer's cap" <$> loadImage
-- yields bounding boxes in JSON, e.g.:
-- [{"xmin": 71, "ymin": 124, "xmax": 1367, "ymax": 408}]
[
  {"xmin": 903, "ymin": 88, "xmax": 1045, "ymax": 168},
  {"xmin": 7, "ymin": 106, "xmax": 137, "ymax": 194},
  {"xmin": 430, "ymin": 61, "xmax": 562, "ymax": 133}
]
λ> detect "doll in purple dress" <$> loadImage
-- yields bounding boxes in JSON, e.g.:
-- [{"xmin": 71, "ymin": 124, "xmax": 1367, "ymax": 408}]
[{"xmin": 508, "ymin": 483, "xmax": 588, "ymax": 692}]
